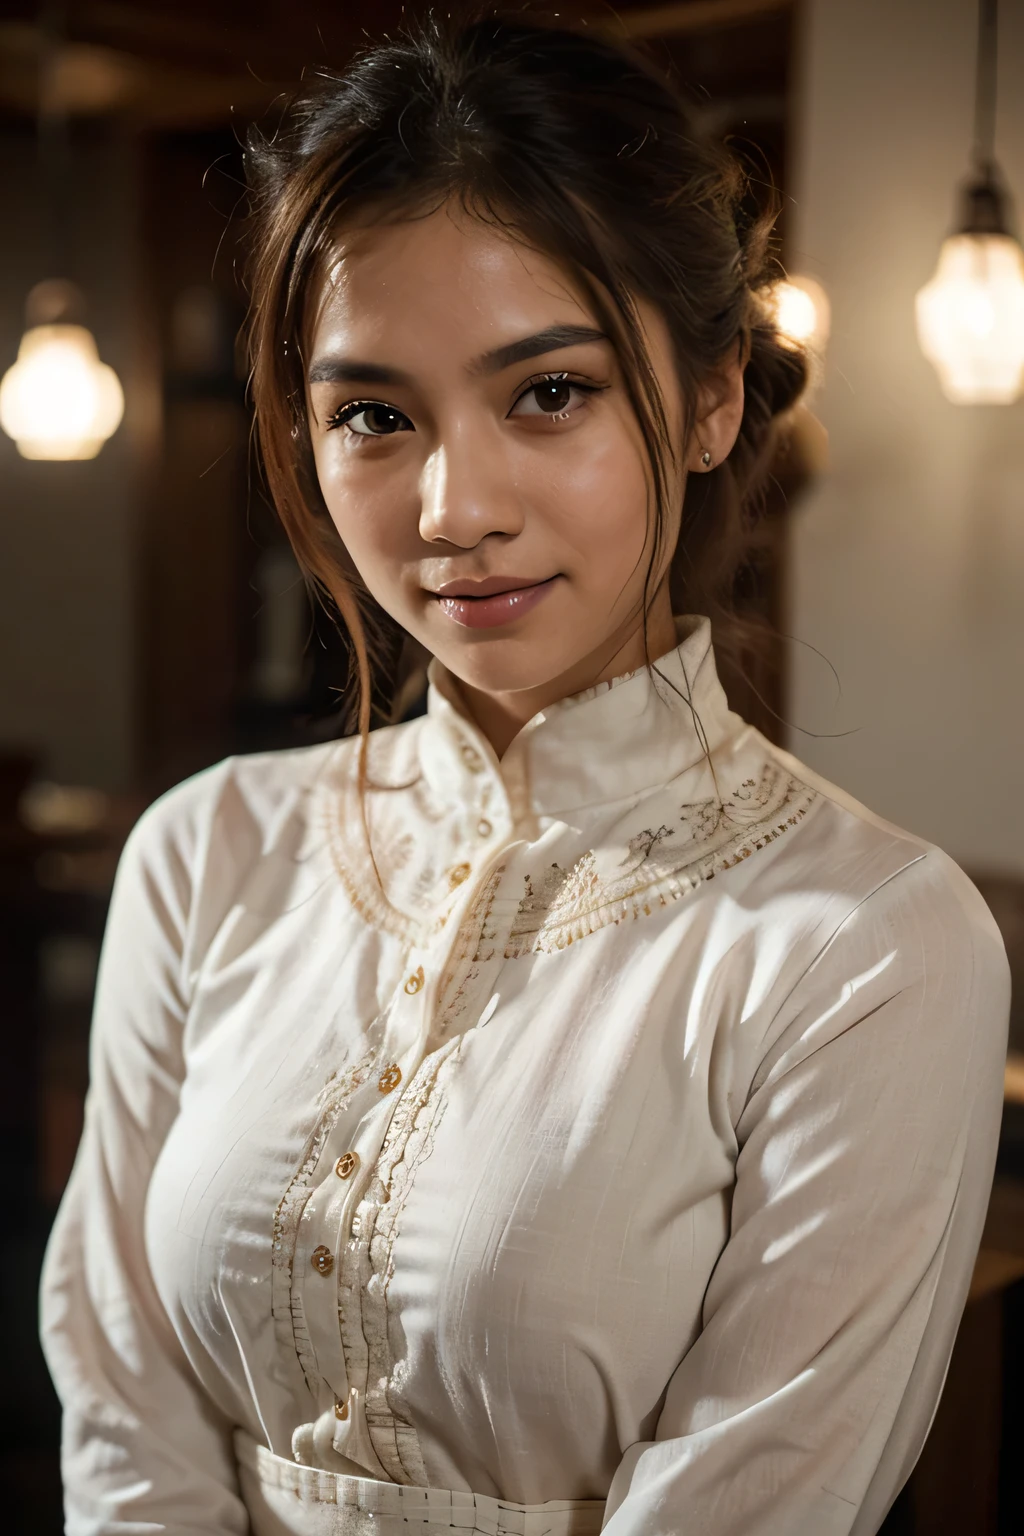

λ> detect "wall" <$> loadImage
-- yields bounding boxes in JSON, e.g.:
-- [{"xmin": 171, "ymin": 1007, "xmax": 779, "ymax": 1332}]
[
  {"xmin": 0, "ymin": 129, "xmax": 148, "ymax": 792},
  {"xmin": 787, "ymin": 0, "xmax": 1024, "ymax": 876}
]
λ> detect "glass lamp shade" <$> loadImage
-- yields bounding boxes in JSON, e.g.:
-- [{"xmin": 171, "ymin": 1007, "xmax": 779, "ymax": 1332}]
[
  {"xmin": 915, "ymin": 232, "xmax": 1024, "ymax": 403},
  {"xmin": 0, "ymin": 323, "xmax": 124, "ymax": 459}
]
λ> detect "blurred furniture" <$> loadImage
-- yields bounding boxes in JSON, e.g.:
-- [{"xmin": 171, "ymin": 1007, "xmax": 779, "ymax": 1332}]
[{"xmin": 0, "ymin": 755, "xmax": 136, "ymax": 1530}]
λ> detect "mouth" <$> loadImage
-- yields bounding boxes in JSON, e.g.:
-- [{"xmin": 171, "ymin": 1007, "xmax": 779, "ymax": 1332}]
[{"xmin": 427, "ymin": 574, "xmax": 560, "ymax": 630}]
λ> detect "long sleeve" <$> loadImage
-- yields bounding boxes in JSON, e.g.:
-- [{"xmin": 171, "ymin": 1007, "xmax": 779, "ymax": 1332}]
[
  {"xmin": 39, "ymin": 769, "xmax": 250, "ymax": 1536},
  {"xmin": 601, "ymin": 850, "xmax": 1010, "ymax": 1536}
]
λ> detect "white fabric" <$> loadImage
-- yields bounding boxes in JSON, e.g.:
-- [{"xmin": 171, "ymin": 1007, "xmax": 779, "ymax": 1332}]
[
  {"xmin": 41, "ymin": 614, "xmax": 1010, "ymax": 1536},
  {"xmin": 234, "ymin": 1428, "xmax": 606, "ymax": 1536}
]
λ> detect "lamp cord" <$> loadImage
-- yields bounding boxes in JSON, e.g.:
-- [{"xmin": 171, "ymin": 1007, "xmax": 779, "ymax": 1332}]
[
  {"xmin": 972, "ymin": 0, "xmax": 998, "ymax": 174},
  {"xmin": 38, "ymin": 0, "xmax": 70, "ymax": 283}
]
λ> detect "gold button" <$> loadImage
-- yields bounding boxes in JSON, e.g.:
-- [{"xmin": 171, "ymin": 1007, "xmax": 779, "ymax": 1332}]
[
  {"xmin": 476, "ymin": 818, "xmax": 492, "ymax": 838},
  {"xmin": 311, "ymin": 1245, "xmax": 334, "ymax": 1276},
  {"xmin": 448, "ymin": 862, "xmax": 471, "ymax": 888},
  {"xmin": 461, "ymin": 744, "xmax": 483, "ymax": 772},
  {"xmin": 378, "ymin": 1063, "xmax": 402, "ymax": 1094},
  {"xmin": 404, "ymin": 966, "xmax": 424, "ymax": 995},
  {"xmin": 335, "ymin": 1151, "xmax": 359, "ymax": 1179},
  {"xmin": 335, "ymin": 1399, "xmax": 349, "ymax": 1420}
]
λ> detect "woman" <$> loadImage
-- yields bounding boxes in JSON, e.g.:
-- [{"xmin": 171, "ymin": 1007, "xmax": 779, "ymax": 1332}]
[{"xmin": 41, "ymin": 14, "xmax": 1010, "ymax": 1536}]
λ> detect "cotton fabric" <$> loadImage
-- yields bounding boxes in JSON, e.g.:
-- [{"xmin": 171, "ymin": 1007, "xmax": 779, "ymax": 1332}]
[{"xmin": 41, "ymin": 614, "xmax": 1010, "ymax": 1536}]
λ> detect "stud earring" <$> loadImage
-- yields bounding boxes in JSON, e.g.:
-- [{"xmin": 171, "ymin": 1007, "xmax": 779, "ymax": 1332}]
[{"xmin": 700, "ymin": 449, "xmax": 712, "ymax": 468}]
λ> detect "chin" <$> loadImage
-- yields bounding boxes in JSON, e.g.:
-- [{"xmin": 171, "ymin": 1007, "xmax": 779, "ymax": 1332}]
[{"xmin": 431, "ymin": 636, "xmax": 581, "ymax": 698}]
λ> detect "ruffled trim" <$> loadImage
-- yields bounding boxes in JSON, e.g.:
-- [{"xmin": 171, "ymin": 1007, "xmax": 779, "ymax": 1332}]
[
  {"xmin": 338, "ymin": 1037, "xmax": 465, "ymax": 1486},
  {"xmin": 271, "ymin": 1050, "xmax": 376, "ymax": 1394}
]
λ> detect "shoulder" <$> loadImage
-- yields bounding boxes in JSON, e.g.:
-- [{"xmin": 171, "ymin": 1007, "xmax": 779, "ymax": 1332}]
[
  {"xmin": 118, "ymin": 714, "xmax": 428, "ymax": 908},
  {"xmin": 741, "ymin": 733, "xmax": 1011, "ymax": 1070},
  {"xmin": 744, "ymin": 729, "xmax": 1005, "ymax": 958},
  {"xmin": 121, "ymin": 737, "xmax": 346, "ymax": 878}
]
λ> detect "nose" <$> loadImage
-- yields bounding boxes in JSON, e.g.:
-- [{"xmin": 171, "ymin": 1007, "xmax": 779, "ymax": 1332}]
[{"xmin": 418, "ymin": 427, "xmax": 524, "ymax": 549}]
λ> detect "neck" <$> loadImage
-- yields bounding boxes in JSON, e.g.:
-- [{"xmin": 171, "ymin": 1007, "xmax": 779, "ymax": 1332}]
[{"xmin": 454, "ymin": 586, "xmax": 678, "ymax": 759}]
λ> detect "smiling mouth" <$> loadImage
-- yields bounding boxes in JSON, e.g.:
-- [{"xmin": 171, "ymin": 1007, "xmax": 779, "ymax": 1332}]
[{"xmin": 428, "ymin": 575, "xmax": 560, "ymax": 630}]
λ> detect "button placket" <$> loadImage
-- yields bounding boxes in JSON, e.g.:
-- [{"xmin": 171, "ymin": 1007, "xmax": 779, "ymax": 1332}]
[
  {"xmin": 408, "ymin": 845, "xmax": 509, "ymax": 1055},
  {"xmin": 303, "ymin": 963, "xmax": 429, "ymax": 1417},
  {"xmin": 290, "ymin": 924, "xmax": 459, "ymax": 1416},
  {"xmin": 297, "ymin": 830, "xmax": 511, "ymax": 1417},
  {"xmin": 293, "ymin": 1076, "xmax": 400, "ymax": 1403}
]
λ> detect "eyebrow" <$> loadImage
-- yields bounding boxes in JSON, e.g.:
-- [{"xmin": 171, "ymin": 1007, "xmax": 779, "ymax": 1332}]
[{"xmin": 306, "ymin": 324, "xmax": 608, "ymax": 387}]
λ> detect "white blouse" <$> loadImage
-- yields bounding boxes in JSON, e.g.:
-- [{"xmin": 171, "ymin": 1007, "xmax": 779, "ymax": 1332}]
[{"xmin": 41, "ymin": 614, "xmax": 1010, "ymax": 1536}]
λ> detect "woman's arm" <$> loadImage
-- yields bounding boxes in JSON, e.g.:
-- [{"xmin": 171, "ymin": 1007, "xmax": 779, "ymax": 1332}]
[
  {"xmin": 601, "ymin": 850, "xmax": 1010, "ymax": 1536},
  {"xmin": 40, "ymin": 769, "xmax": 250, "ymax": 1536}
]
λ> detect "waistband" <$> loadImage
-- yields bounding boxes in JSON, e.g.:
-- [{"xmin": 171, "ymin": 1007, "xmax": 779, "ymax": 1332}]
[{"xmin": 234, "ymin": 1429, "xmax": 607, "ymax": 1536}]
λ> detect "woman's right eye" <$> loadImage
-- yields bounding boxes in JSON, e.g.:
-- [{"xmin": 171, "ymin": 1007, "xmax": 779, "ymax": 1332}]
[{"xmin": 325, "ymin": 401, "xmax": 414, "ymax": 437}]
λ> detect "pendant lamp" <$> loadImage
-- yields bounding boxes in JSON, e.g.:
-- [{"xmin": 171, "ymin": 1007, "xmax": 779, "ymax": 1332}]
[
  {"xmin": 1, "ymin": 280, "xmax": 124, "ymax": 460},
  {"xmin": 915, "ymin": 0, "xmax": 1024, "ymax": 404},
  {"xmin": 0, "ymin": 3, "xmax": 124, "ymax": 459}
]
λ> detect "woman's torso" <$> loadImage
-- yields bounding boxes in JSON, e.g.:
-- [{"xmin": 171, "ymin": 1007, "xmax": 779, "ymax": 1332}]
[{"xmin": 139, "ymin": 620, "xmax": 941, "ymax": 1504}]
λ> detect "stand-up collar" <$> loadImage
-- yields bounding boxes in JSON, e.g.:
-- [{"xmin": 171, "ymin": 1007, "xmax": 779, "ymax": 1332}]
[{"xmin": 420, "ymin": 614, "xmax": 738, "ymax": 822}]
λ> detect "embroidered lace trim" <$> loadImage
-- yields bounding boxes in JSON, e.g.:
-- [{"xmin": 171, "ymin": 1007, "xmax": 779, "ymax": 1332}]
[
  {"xmin": 339, "ymin": 1037, "xmax": 464, "ymax": 1486},
  {"xmin": 271, "ymin": 1050, "xmax": 376, "ymax": 1394},
  {"xmin": 322, "ymin": 737, "xmax": 483, "ymax": 949},
  {"xmin": 503, "ymin": 762, "xmax": 819, "ymax": 957}
]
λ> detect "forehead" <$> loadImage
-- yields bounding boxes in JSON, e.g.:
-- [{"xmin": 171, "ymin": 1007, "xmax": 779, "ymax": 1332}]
[{"xmin": 306, "ymin": 203, "xmax": 595, "ymax": 362}]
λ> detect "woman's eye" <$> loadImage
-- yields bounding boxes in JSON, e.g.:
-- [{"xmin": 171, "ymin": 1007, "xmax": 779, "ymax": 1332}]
[
  {"xmin": 510, "ymin": 375, "xmax": 596, "ymax": 420},
  {"xmin": 326, "ymin": 401, "xmax": 414, "ymax": 437}
]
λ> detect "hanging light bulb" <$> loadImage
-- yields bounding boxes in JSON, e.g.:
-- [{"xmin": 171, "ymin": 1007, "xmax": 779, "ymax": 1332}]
[
  {"xmin": 0, "ymin": 8, "xmax": 126, "ymax": 460},
  {"xmin": 769, "ymin": 276, "xmax": 831, "ymax": 354},
  {"xmin": 915, "ymin": 0, "xmax": 1024, "ymax": 403},
  {"xmin": 0, "ymin": 282, "xmax": 124, "ymax": 459}
]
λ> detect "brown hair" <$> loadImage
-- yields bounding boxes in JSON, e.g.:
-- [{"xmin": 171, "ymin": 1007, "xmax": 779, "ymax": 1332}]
[{"xmin": 244, "ymin": 9, "xmax": 808, "ymax": 741}]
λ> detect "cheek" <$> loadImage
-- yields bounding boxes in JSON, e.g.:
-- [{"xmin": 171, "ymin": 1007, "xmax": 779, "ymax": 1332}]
[
  {"xmin": 312, "ymin": 439, "xmax": 418, "ymax": 571},
  {"xmin": 517, "ymin": 414, "xmax": 652, "ymax": 573}
]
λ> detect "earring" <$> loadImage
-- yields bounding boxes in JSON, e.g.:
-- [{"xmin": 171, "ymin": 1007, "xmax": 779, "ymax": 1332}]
[{"xmin": 700, "ymin": 449, "xmax": 712, "ymax": 468}]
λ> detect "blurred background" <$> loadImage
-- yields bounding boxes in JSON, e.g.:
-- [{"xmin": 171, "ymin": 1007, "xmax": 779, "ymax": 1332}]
[{"xmin": 0, "ymin": 1, "xmax": 1022, "ymax": 1531}]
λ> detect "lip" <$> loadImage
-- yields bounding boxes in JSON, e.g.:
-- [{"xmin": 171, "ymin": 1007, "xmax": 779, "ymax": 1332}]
[
  {"xmin": 429, "ymin": 575, "xmax": 560, "ymax": 630},
  {"xmin": 432, "ymin": 574, "xmax": 548, "ymax": 598}
]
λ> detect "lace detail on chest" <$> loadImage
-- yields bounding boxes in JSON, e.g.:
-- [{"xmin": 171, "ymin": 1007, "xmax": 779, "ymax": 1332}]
[
  {"xmin": 271, "ymin": 1050, "xmax": 376, "ymax": 1393},
  {"xmin": 322, "ymin": 737, "xmax": 500, "ymax": 947},
  {"xmin": 338, "ymin": 1037, "xmax": 464, "ymax": 1485},
  {"xmin": 504, "ymin": 760, "xmax": 819, "ymax": 957}
]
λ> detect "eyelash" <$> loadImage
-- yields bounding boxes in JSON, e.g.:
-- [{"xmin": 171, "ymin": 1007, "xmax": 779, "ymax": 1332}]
[{"xmin": 322, "ymin": 371, "xmax": 605, "ymax": 436}]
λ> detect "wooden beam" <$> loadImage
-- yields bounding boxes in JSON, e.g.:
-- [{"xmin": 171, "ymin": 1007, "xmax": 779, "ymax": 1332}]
[
  {"xmin": 616, "ymin": 0, "xmax": 792, "ymax": 39},
  {"xmin": 0, "ymin": 22, "xmax": 283, "ymax": 126}
]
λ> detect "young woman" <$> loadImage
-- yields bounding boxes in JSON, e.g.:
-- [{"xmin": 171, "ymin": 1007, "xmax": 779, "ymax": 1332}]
[{"xmin": 41, "ymin": 15, "xmax": 1010, "ymax": 1536}]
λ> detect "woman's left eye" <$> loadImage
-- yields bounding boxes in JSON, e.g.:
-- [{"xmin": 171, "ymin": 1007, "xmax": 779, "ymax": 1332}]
[{"xmin": 509, "ymin": 374, "xmax": 598, "ymax": 420}]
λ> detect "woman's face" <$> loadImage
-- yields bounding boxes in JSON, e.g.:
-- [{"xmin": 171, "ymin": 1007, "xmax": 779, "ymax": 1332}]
[{"xmin": 305, "ymin": 203, "xmax": 741, "ymax": 731}]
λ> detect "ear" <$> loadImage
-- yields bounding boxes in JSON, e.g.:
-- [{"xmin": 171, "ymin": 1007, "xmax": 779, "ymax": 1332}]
[{"xmin": 686, "ymin": 337, "xmax": 746, "ymax": 473}]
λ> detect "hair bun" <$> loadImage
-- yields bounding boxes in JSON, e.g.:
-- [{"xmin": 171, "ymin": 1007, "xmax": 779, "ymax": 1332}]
[{"xmin": 738, "ymin": 322, "xmax": 809, "ymax": 468}]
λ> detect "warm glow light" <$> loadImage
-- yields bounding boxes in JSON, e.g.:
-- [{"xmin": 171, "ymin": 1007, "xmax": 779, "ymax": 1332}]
[
  {"xmin": 0, "ymin": 323, "xmax": 124, "ymax": 459},
  {"xmin": 915, "ymin": 232, "xmax": 1024, "ymax": 403},
  {"xmin": 769, "ymin": 276, "xmax": 831, "ymax": 353}
]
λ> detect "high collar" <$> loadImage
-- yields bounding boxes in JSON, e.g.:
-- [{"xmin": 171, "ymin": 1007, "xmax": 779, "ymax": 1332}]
[{"xmin": 419, "ymin": 614, "xmax": 738, "ymax": 824}]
